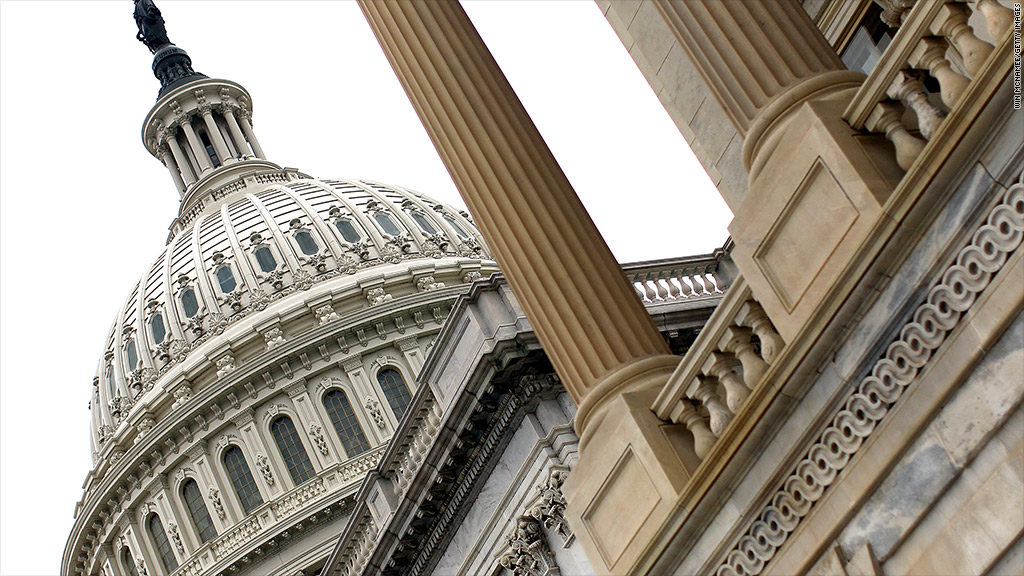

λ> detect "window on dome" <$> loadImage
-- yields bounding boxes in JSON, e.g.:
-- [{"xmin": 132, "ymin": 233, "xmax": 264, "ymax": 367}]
[
  {"xmin": 106, "ymin": 366, "xmax": 116, "ymax": 399},
  {"xmin": 373, "ymin": 213, "xmax": 402, "ymax": 236},
  {"xmin": 223, "ymin": 446, "xmax": 263, "ymax": 514},
  {"xmin": 410, "ymin": 212, "xmax": 438, "ymax": 235},
  {"xmin": 148, "ymin": 514, "xmax": 178, "ymax": 572},
  {"xmin": 123, "ymin": 548, "xmax": 139, "ymax": 576},
  {"xmin": 444, "ymin": 215, "xmax": 470, "ymax": 239},
  {"xmin": 335, "ymin": 219, "xmax": 361, "ymax": 243},
  {"xmin": 377, "ymin": 369, "xmax": 412, "ymax": 420},
  {"xmin": 182, "ymin": 478, "xmax": 217, "ymax": 543},
  {"xmin": 180, "ymin": 288, "xmax": 199, "ymax": 318},
  {"xmin": 150, "ymin": 313, "xmax": 166, "ymax": 345},
  {"xmin": 124, "ymin": 339, "xmax": 139, "ymax": 372},
  {"xmin": 216, "ymin": 265, "xmax": 237, "ymax": 294},
  {"xmin": 323, "ymin": 390, "xmax": 370, "ymax": 456},
  {"xmin": 254, "ymin": 246, "xmax": 277, "ymax": 273},
  {"xmin": 294, "ymin": 231, "xmax": 319, "ymax": 256},
  {"xmin": 271, "ymin": 416, "xmax": 316, "ymax": 485}
]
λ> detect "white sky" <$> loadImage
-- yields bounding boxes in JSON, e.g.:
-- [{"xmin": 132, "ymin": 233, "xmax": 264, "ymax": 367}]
[{"xmin": 0, "ymin": 2, "xmax": 731, "ymax": 574}]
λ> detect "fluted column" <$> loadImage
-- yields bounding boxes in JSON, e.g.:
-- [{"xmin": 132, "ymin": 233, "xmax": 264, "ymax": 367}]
[
  {"xmin": 222, "ymin": 107, "xmax": 250, "ymax": 159},
  {"xmin": 178, "ymin": 117, "xmax": 213, "ymax": 173},
  {"xmin": 198, "ymin": 104, "xmax": 232, "ymax": 165},
  {"xmin": 157, "ymin": 143, "xmax": 186, "ymax": 194},
  {"xmin": 163, "ymin": 130, "xmax": 195, "ymax": 184},
  {"xmin": 358, "ymin": 0, "xmax": 677, "ymax": 437},
  {"xmin": 236, "ymin": 110, "xmax": 265, "ymax": 159}
]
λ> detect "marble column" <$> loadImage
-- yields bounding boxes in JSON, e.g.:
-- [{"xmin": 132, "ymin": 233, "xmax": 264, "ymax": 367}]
[
  {"xmin": 164, "ymin": 131, "xmax": 195, "ymax": 184},
  {"xmin": 222, "ymin": 107, "xmax": 251, "ymax": 159},
  {"xmin": 358, "ymin": 0, "xmax": 678, "ymax": 439},
  {"xmin": 157, "ymin": 143, "xmax": 186, "ymax": 194},
  {"xmin": 236, "ymin": 111, "xmax": 266, "ymax": 160},
  {"xmin": 178, "ymin": 117, "xmax": 214, "ymax": 173},
  {"xmin": 198, "ymin": 105, "xmax": 232, "ymax": 165}
]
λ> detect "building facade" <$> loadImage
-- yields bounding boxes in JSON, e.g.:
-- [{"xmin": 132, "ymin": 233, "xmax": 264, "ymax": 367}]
[{"xmin": 65, "ymin": 1, "xmax": 1022, "ymax": 576}]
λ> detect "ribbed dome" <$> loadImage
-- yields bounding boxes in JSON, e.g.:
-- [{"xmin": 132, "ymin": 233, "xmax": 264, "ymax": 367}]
[{"xmin": 90, "ymin": 175, "xmax": 490, "ymax": 456}]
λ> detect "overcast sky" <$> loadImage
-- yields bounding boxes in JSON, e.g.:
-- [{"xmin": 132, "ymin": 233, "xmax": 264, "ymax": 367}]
[{"xmin": 0, "ymin": 2, "xmax": 731, "ymax": 574}]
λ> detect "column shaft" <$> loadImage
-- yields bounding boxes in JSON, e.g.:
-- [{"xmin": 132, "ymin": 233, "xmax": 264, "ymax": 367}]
[
  {"xmin": 159, "ymin": 147, "xmax": 186, "ymax": 194},
  {"xmin": 238, "ymin": 116, "xmax": 266, "ymax": 159},
  {"xmin": 223, "ymin": 109, "xmax": 250, "ymax": 159},
  {"xmin": 201, "ymin": 111, "xmax": 232, "ymax": 165},
  {"xmin": 179, "ymin": 119, "xmax": 213, "ymax": 173},
  {"xmin": 653, "ymin": 0, "xmax": 843, "ymax": 137},
  {"xmin": 165, "ymin": 134, "xmax": 195, "ymax": 184},
  {"xmin": 358, "ymin": 0, "xmax": 674, "ymax": 421}
]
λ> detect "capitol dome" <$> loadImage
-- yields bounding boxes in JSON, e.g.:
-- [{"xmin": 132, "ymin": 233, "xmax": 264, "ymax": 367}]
[{"xmin": 65, "ymin": 14, "xmax": 499, "ymax": 576}]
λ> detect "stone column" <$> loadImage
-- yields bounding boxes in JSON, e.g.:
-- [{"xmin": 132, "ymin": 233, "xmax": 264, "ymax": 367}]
[
  {"xmin": 198, "ymin": 104, "xmax": 232, "ymax": 165},
  {"xmin": 164, "ymin": 130, "xmax": 195, "ymax": 184},
  {"xmin": 358, "ymin": 0, "xmax": 678, "ymax": 436},
  {"xmin": 284, "ymin": 379, "xmax": 334, "ymax": 468},
  {"xmin": 157, "ymin": 143, "xmax": 187, "ymax": 194},
  {"xmin": 396, "ymin": 336, "xmax": 424, "ymax": 375},
  {"xmin": 236, "ymin": 110, "xmax": 266, "ymax": 159},
  {"xmin": 232, "ymin": 408, "xmax": 284, "ymax": 498},
  {"xmin": 178, "ymin": 117, "xmax": 214, "ymax": 173},
  {"xmin": 222, "ymin": 107, "xmax": 251, "ymax": 159}
]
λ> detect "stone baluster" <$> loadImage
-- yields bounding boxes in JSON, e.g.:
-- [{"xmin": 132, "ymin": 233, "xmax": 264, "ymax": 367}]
[
  {"xmin": 672, "ymin": 399, "xmax": 716, "ymax": 460},
  {"xmin": 703, "ymin": 352, "xmax": 750, "ymax": 413},
  {"xmin": 887, "ymin": 71, "xmax": 946, "ymax": 140},
  {"xmin": 866, "ymin": 101, "xmax": 927, "ymax": 171},
  {"xmin": 653, "ymin": 276, "xmax": 671, "ymax": 301},
  {"xmin": 738, "ymin": 300, "xmax": 785, "ymax": 365},
  {"xmin": 692, "ymin": 377, "xmax": 733, "ymax": 437},
  {"xmin": 931, "ymin": 2, "xmax": 993, "ymax": 77},
  {"xmin": 720, "ymin": 326, "xmax": 769, "ymax": 389},
  {"xmin": 970, "ymin": 0, "xmax": 1013, "ymax": 40},
  {"xmin": 909, "ymin": 37, "xmax": 971, "ymax": 107},
  {"xmin": 665, "ymin": 273, "xmax": 683, "ymax": 299}
]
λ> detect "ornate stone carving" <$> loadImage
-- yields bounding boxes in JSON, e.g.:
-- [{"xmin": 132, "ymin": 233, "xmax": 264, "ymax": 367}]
[
  {"xmin": 97, "ymin": 424, "xmax": 115, "ymax": 445},
  {"xmin": 875, "ymin": 0, "xmax": 916, "ymax": 27},
  {"xmin": 305, "ymin": 253, "xmax": 328, "ymax": 272},
  {"xmin": 379, "ymin": 243, "xmax": 402, "ymax": 264},
  {"xmin": 336, "ymin": 253, "xmax": 358, "ymax": 274},
  {"xmin": 527, "ymin": 467, "xmax": 571, "ymax": 543},
  {"xmin": 498, "ymin": 517, "xmax": 560, "ymax": 576},
  {"xmin": 134, "ymin": 417, "xmax": 157, "ymax": 444},
  {"xmin": 136, "ymin": 559, "xmax": 148, "ymax": 576},
  {"xmin": 250, "ymin": 289, "xmax": 269, "ymax": 311},
  {"xmin": 365, "ymin": 397, "xmax": 386, "ymax": 429},
  {"xmin": 168, "ymin": 522, "xmax": 185, "ymax": 554},
  {"xmin": 172, "ymin": 385, "xmax": 193, "ymax": 409},
  {"xmin": 265, "ymin": 270, "xmax": 286, "ymax": 290},
  {"xmin": 223, "ymin": 291, "xmax": 244, "ymax": 312},
  {"xmin": 264, "ymin": 327, "xmax": 285, "ymax": 350},
  {"xmin": 109, "ymin": 396, "xmax": 135, "ymax": 424},
  {"xmin": 416, "ymin": 276, "xmax": 445, "ymax": 292},
  {"xmin": 256, "ymin": 454, "xmax": 275, "ymax": 485},
  {"xmin": 462, "ymin": 271, "xmax": 483, "ymax": 284},
  {"xmin": 716, "ymin": 181, "xmax": 1024, "ymax": 576},
  {"xmin": 316, "ymin": 305, "xmax": 340, "ymax": 325},
  {"xmin": 208, "ymin": 487, "xmax": 226, "ymax": 519},
  {"xmin": 216, "ymin": 355, "xmax": 236, "ymax": 378},
  {"xmin": 309, "ymin": 424, "xmax": 329, "ymax": 456},
  {"xmin": 208, "ymin": 312, "xmax": 230, "ymax": 335},
  {"xmin": 367, "ymin": 287, "xmax": 393, "ymax": 306},
  {"xmin": 293, "ymin": 269, "xmax": 313, "ymax": 291}
]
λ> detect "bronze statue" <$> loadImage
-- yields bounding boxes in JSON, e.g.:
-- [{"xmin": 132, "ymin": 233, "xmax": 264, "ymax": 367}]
[{"xmin": 134, "ymin": 0, "xmax": 171, "ymax": 53}]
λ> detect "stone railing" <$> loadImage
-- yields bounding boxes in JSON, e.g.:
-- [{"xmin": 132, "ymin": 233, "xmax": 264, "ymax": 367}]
[
  {"xmin": 652, "ymin": 276, "xmax": 785, "ymax": 459},
  {"xmin": 339, "ymin": 445, "xmax": 387, "ymax": 482},
  {"xmin": 844, "ymin": 0, "xmax": 1013, "ymax": 170},
  {"xmin": 271, "ymin": 475, "xmax": 327, "ymax": 519},
  {"xmin": 211, "ymin": 516, "xmax": 262, "ymax": 558},
  {"xmin": 622, "ymin": 254, "xmax": 727, "ymax": 306}
]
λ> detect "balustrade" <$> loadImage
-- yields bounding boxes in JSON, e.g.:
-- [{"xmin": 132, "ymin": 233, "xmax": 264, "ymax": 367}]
[
  {"xmin": 653, "ymin": 278, "xmax": 784, "ymax": 460},
  {"xmin": 623, "ymin": 255, "xmax": 727, "ymax": 305},
  {"xmin": 845, "ymin": 0, "xmax": 1012, "ymax": 175}
]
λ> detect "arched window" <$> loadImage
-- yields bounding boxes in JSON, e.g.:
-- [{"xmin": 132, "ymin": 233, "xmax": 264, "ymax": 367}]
[
  {"xmin": 223, "ymin": 446, "xmax": 263, "ymax": 514},
  {"xmin": 180, "ymin": 288, "xmax": 199, "ymax": 318},
  {"xmin": 373, "ymin": 213, "xmax": 402, "ymax": 236},
  {"xmin": 216, "ymin": 265, "xmax": 236, "ymax": 294},
  {"xmin": 377, "ymin": 369, "xmax": 412, "ymax": 420},
  {"xmin": 294, "ymin": 231, "xmax": 319, "ymax": 255},
  {"xmin": 254, "ymin": 246, "xmax": 277, "ymax": 273},
  {"xmin": 182, "ymin": 479, "xmax": 217, "ymax": 544},
  {"xmin": 322, "ymin": 390, "xmax": 370, "ymax": 456},
  {"xmin": 148, "ymin": 514, "xmax": 178, "ymax": 572},
  {"xmin": 410, "ymin": 212, "xmax": 438, "ymax": 235},
  {"xmin": 271, "ymin": 416, "xmax": 315, "ymax": 485},
  {"xmin": 123, "ymin": 547, "xmax": 139, "ymax": 576},
  {"xmin": 334, "ymin": 219, "xmax": 361, "ymax": 243},
  {"xmin": 105, "ymin": 366, "xmax": 116, "ymax": 399},
  {"xmin": 150, "ymin": 313, "xmax": 166, "ymax": 345},
  {"xmin": 444, "ymin": 215, "xmax": 470, "ymax": 239},
  {"xmin": 124, "ymin": 339, "xmax": 139, "ymax": 372}
]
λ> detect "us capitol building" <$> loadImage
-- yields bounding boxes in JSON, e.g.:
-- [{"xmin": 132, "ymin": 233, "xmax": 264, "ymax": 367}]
[{"xmin": 65, "ymin": 1, "xmax": 1022, "ymax": 576}]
